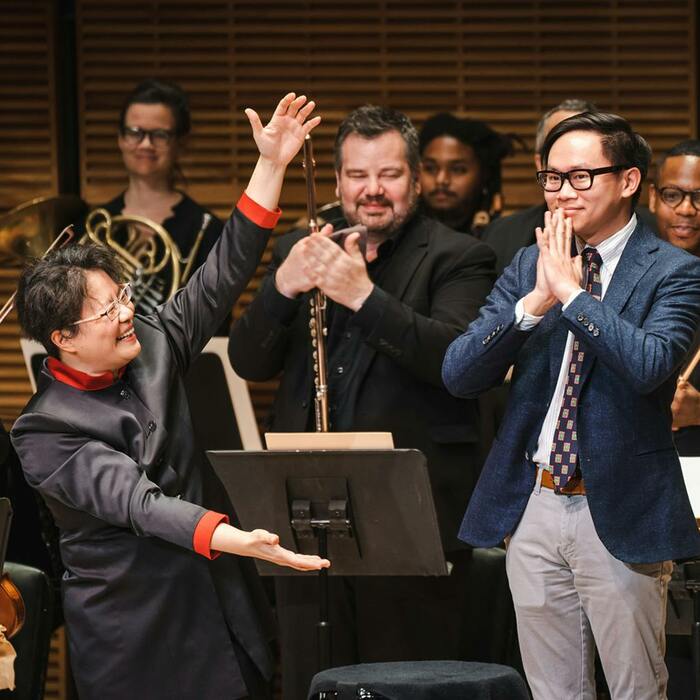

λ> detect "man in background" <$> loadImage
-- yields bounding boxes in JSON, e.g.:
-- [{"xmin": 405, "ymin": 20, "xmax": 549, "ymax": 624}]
[
  {"xmin": 483, "ymin": 98, "xmax": 597, "ymax": 273},
  {"xmin": 650, "ymin": 140, "xmax": 700, "ymax": 452},
  {"xmin": 418, "ymin": 112, "xmax": 515, "ymax": 236}
]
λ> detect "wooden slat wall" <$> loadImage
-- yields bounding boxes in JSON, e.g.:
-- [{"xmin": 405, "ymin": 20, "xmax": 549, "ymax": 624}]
[
  {"xmin": 0, "ymin": 4, "xmax": 694, "ymax": 696},
  {"xmin": 75, "ymin": 0, "xmax": 697, "ymax": 427},
  {"xmin": 76, "ymin": 0, "xmax": 697, "ymax": 215},
  {"xmin": 0, "ymin": 0, "xmax": 58, "ymax": 429}
]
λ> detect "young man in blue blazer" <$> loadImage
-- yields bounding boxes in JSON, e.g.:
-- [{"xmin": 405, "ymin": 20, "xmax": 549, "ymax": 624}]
[{"xmin": 443, "ymin": 112, "xmax": 700, "ymax": 700}]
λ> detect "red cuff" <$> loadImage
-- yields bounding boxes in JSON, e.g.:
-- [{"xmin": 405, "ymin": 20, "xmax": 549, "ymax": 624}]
[
  {"xmin": 193, "ymin": 511, "xmax": 229, "ymax": 560},
  {"xmin": 237, "ymin": 191, "xmax": 282, "ymax": 229}
]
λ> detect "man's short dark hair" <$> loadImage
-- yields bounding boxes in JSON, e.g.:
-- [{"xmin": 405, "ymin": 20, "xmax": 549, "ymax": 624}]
[
  {"xmin": 534, "ymin": 98, "xmax": 598, "ymax": 154},
  {"xmin": 655, "ymin": 139, "xmax": 700, "ymax": 183},
  {"xmin": 334, "ymin": 105, "xmax": 420, "ymax": 178},
  {"xmin": 418, "ymin": 113, "xmax": 516, "ymax": 211},
  {"xmin": 541, "ymin": 111, "xmax": 652, "ymax": 207},
  {"xmin": 16, "ymin": 244, "xmax": 124, "ymax": 358}
]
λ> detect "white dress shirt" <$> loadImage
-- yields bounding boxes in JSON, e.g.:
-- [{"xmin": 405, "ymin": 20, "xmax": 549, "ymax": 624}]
[{"xmin": 513, "ymin": 214, "xmax": 638, "ymax": 470}]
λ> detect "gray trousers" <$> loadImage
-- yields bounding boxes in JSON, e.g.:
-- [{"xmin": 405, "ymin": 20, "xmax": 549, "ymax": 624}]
[{"xmin": 506, "ymin": 475, "xmax": 672, "ymax": 700}]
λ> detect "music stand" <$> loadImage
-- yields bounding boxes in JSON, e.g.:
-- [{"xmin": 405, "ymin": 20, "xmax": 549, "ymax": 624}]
[{"xmin": 207, "ymin": 449, "xmax": 446, "ymax": 670}]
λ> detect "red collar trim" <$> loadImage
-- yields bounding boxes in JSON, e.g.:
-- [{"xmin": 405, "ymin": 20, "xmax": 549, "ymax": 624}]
[{"xmin": 47, "ymin": 357, "xmax": 126, "ymax": 391}]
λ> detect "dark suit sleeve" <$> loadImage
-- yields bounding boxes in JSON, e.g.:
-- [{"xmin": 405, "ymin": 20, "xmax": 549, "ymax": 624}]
[
  {"xmin": 347, "ymin": 239, "xmax": 496, "ymax": 388},
  {"xmin": 482, "ymin": 206, "xmax": 541, "ymax": 275},
  {"xmin": 11, "ymin": 411, "xmax": 210, "ymax": 552},
  {"xmin": 442, "ymin": 246, "xmax": 536, "ymax": 398},
  {"xmin": 228, "ymin": 233, "xmax": 303, "ymax": 381},
  {"xmin": 156, "ymin": 196, "xmax": 276, "ymax": 374},
  {"xmin": 562, "ymin": 256, "xmax": 700, "ymax": 394}
]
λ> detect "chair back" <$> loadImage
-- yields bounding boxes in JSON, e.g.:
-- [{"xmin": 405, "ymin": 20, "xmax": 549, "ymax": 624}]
[
  {"xmin": 19, "ymin": 339, "xmax": 44, "ymax": 395},
  {"xmin": 185, "ymin": 337, "xmax": 262, "ymax": 450},
  {"xmin": 0, "ymin": 562, "xmax": 53, "ymax": 700}
]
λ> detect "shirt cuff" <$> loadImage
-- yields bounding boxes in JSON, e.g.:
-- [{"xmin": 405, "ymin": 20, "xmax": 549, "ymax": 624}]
[
  {"xmin": 193, "ymin": 510, "xmax": 229, "ymax": 560},
  {"xmin": 514, "ymin": 298, "xmax": 544, "ymax": 330},
  {"xmin": 237, "ymin": 192, "xmax": 282, "ymax": 229},
  {"xmin": 563, "ymin": 288, "xmax": 584, "ymax": 310}
]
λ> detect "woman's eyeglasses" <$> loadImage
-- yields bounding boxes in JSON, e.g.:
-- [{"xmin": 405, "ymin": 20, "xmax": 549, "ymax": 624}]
[
  {"xmin": 71, "ymin": 283, "xmax": 133, "ymax": 326},
  {"xmin": 120, "ymin": 126, "xmax": 174, "ymax": 149}
]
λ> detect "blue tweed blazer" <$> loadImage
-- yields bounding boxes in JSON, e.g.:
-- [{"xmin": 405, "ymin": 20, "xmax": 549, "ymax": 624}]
[{"xmin": 443, "ymin": 221, "xmax": 700, "ymax": 563}]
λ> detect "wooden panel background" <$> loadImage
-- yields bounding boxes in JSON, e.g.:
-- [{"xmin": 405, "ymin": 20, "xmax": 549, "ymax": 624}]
[
  {"xmin": 0, "ymin": 0, "xmax": 58, "ymax": 429},
  {"xmin": 75, "ymin": 0, "xmax": 697, "ymax": 426}
]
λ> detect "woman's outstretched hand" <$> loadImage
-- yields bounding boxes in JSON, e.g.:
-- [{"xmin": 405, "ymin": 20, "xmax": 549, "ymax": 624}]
[
  {"xmin": 245, "ymin": 92, "xmax": 321, "ymax": 167},
  {"xmin": 211, "ymin": 522, "xmax": 331, "ymax": 571},
  {"xmin": 244, "ymin": 528, "xmax": 331, "ymax": 572}
]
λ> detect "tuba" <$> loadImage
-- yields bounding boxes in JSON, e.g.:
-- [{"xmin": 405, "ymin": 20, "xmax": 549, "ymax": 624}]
[
  {"xmin": 84, "ymin": 208, "xmax": 211, "ymax": 315},
  {"xmin": 0, "ymin": 195, "xmax": 85, "ymax": 261},
  {"xmin": 0, "ymin": 195, "xmax": 85, "ymax": 324}
]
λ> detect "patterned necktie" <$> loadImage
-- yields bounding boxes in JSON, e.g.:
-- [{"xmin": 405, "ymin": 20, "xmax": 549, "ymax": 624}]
[{"xmin": 549, "ymin": 248, "xmax": 602, "ymax": 492}]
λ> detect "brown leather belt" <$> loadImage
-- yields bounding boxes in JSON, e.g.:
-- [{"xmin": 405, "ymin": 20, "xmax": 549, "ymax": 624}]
[{"xmin": 539, "ymin": 467, "xmax": 586, "ymax": 495}]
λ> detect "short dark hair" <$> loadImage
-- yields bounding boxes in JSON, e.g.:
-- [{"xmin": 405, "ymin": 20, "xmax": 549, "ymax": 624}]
[
  {"xmin": 16, "ymin": 244, "xmax": 124, "ymax": 358},
  {"xmin": 334, "ymin": 105, "xmax": 420, "ymax": 178},
  {"xmin": 419, "ymin": 113, "xmax": 517, "ymax": 211},
  {"xmin": 541, "ymin": 111, "xmax": 652, "ymax": 207},
  {"xmin": 655, "ymin": 139, "xmax": 700, "ymax": 183},
  {"xmin": 534, "ymin": 98, "xmax": 598, "ymax": 154},
  {"xmin": 119, "ymin": 78, "xmax": 191, "ymax": 139}
]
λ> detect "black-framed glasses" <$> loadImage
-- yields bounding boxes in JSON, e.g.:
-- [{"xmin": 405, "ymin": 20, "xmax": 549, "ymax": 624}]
[
  {"xmin": 657, "ymin": 186, "xmax": 700, "ymax": 211},
  {"xmin": 536, "ymin": 165, "xmax": 629, "ymax": 192},
  {"xmin": 72, "ymin": 283, "xmax": 133, "ymax": 326},
  {"xmin": 120, "ymin": 126, "xmax": 174, "ymax": 148}
]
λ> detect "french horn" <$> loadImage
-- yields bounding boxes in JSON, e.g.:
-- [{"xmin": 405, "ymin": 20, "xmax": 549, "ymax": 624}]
[{"xmin": 84, "ymin": 208, "xmax": 211, "ymax": 315}]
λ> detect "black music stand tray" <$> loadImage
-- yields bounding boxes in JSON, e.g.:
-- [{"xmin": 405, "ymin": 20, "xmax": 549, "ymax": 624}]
[{"xmin": 207, "ymin": 449, "xmax": 447, "ymax": 671}]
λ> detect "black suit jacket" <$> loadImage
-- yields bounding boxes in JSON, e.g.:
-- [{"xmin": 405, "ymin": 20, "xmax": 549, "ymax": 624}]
[
  {"xmin": 483, "ymin": 203, "xmax": 546, "ymax": 275},
  {"xmin": 229, "ymin": 213, "xmax": 496, "ymax": 551}
]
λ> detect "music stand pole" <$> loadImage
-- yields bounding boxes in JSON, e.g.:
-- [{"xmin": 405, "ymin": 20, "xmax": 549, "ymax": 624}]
[{"xmin": 317, "ymin": 526, "xmax": 331, "ymax": 670}]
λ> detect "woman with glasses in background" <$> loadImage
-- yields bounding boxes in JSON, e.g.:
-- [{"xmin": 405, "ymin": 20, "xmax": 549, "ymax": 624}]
[{"xmin": 80, "ymin": 79, "xmax": 224, "ymax": 317}]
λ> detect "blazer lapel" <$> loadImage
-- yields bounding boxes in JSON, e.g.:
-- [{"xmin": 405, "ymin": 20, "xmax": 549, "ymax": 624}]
[
  {"xmin": 599, "ymin": 222, "xmax": 658, "ymax": 315},
  {"xmin": 578, "ymin": 222, "xmax": 657, "ymax": 386},
  {"xmin": 348, "ymin": 217, "xmax": 429, "ymax": 396},
  {"xmin": 378, "ymin": 218, "xmax": 429, "ymax": 300}
]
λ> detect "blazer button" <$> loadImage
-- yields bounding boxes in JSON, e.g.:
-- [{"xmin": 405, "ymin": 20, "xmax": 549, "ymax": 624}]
[
  {"xmin": 582, "ymin": 316, "xmax": 589, "ymax": 325},
  {"xmin": 120, "ymin": 388, "xmax": 130, "ymax": 400},
  {"xmin": 587, "ymin": 323, "xmax": 595, "ymax": 332},
  {"xmin": 593, "ymin": 328, "xmax": 600, "ymax": 337},
  {"xmin": 577, "ymin": 314, "xmax": 584, "ymax": 322}
]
